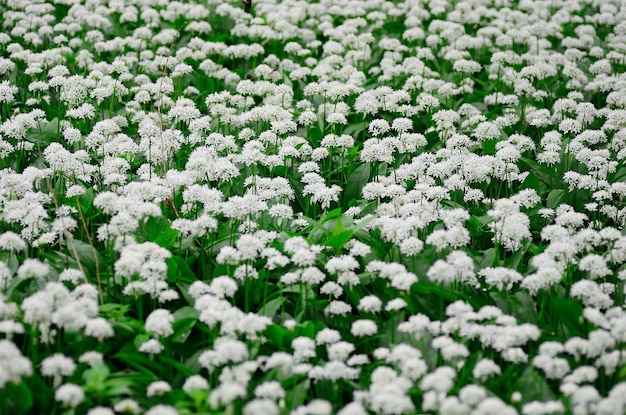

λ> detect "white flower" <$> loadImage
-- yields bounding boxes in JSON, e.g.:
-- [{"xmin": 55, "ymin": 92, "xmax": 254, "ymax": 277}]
[
  {"xmin": 358, "ymin": 295, "xmax": 383, "ymax": 313},
  {"xmin": 139, "ymin": 339, "xmax": 165, "ymax": 355},
  {"xmin": 17, "ymin": 259, "xmax": 50, "ymax": 280},
  {"xmin": 0, "ymin": 80, "xmax": 18, "ymax": 103},
  {"xmin": 0, "ymin": 232, "xmax": 26, "ymax": 252},
  {"xmin": 85, "ymin": 318, "xmax": 114, "ymax": 340},
  {"xmin": 385, "ymin": 298, "xmax": 407, "ymax": 311},
  {"xmin": 55, "ymin": 383, "xmax": 84, "ymax": 408},
  {"xmin": 147, "ymin": 381, "xmax": 171, "ymax": 397},
  {"xmin": 0, "ymin": 340, "xmax": 32, "ymax": 387},
  {"xmin": 368, "ymin": 119, "xmax": 391, "ymax": 136},
  {"xmin": 113, "ymin": 399, "xmax": 142, "ymax": 414},
  {"xmin": 579, "ymin": 254, "xmax": 612, "ymax": 279},
  {"xmin": 325, "ymin": 255, "xmax": 359, "ymax": 274},
  {"xmin": 41, "ymin": 353, "xmax": 76, "ymax": 378},
  {"xmin": 145, "ymin": 309, "xmax": 174, "ymax": 337},
  {"xmin": 399, "ymin": 237, "xmax": 424, "ymax": 256},
  {"xmin": 254, "ymin": 381, "xmax": 285, "ymax": 400},
  {"xmin": 479, "ymin": 267, "xmax": 523, "ymax": 290},
  {"xmin": 79, "ymin": 351, "xmax": 104, "ymax": 367},
  {"xmin": 145, "ymin": 404, "xmax": 178, "ymax": 415},
  {"xmin": 59, "ymin": 269, "xmax": 85, "ymax": 284},
  {"xmin": 183, "ymin": 375, "xmax": 209, "ymax": 392},
  {"xmin": 198, "ymin": 337, "xmax": 249, "ymax": 371},
  {"xmin": 324, "ymin": 300, "xmax": 352, "ymax": 316},
  {"xmin": 472, "ymin": 358, "xmax": 501, "ymax": 381},
  {"xmin": 87, "ymin": 407, "xmax": 115, "ymax": 415},
  {"xmin": 351, "ymin": 319, "xmax": 378, "ymax": 337},
  {"xmin": 243, "ymin": 399, "xmax": 280, "ymax": 415}
]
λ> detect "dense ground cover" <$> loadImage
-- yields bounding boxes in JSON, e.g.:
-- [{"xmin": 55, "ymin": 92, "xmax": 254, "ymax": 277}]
[{"xmin": 1, "ymin": 0, "xmax": 626, "ymax": 413}]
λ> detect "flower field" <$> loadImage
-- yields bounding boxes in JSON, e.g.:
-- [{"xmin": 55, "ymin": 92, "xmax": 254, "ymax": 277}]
[{"xmin": 2, "ymin": 0, "xmax": 626, "ymax": 413}]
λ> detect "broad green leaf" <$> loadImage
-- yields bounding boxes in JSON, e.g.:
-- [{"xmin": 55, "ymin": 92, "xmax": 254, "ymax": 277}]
[
  {"xmin": 168, "ymin": 256, "xmax": 196, "ymax": 284},
  {"xmin": 520, "ymin": 172, "xmax": 546, "ymax": 197},
  {"xmin": 506, "ymin": 241, "xmax": 532, "ymax": 270},
  {"xmin": 520, "ymin": 157, "xmax": 563, "ymax": 189},
  {"xmin": 546, "ymin": 189, "xmax": 566, "ymax": 209},
  {"xmin": 549, "ymin": 296, "xmax": 584, "ymax": 337},
  {"xmin": 258, "ymin": 297, "xmax": 285, "ymax": 318},
  {"xmin": 160, "ymin": 356, "xmax": 195, "ymax": 377},
  {"xmin": 104, "ymin": 378, "xmax": 134, "ymax": 397},
  {"xmin": 320, "ymin": 208, "xmax": 343, "ymax": 223},
  {"xmin": 324, "ymin": 230, "xmax": 354, "ymax": 250},
  {"xmin": 481, "ymin": 138, "xmax": 499, "ymax": 155},
  {"xmin": 345, "ymin": 163, "xmax": 371, "ymax": 202},
  {"xmin": 0, "ymin": 252, "xmax": 19, "ymax": 275},
  {"xmin": 79, "ymin": 186, "xmax": 94, "ymax": 213},
  {"xmin": 3, "ymin": 381, "xmax": 34, "ymax": 412},
  {"xmin": 171, "ymin": 307, "xmax": 199, "ymax": 343},
  {"xmin": 154, "ymin": 228, "xmax": 178, "ymax": 249},
  {"xmin": 113, "ymin": 352, "xmax": 162, "ymax": 377},
  {"xmin": 26, "ymin": 118, "xmax": 59, "ymax": 145},
  {"xmin": 287, "ymin": 379, "xmax": 310, "ymax": 409},
  {"xmin": 144, "ymin": 216, "xmax": 172, "ymax": 242},
  {"xmin": 84, "ymin": 364, "xmax": 110, "ymax": 393},
  {"xmin": 468, "ymin": 215, "xmax": 493, "ymax": 237},
  {"xmin": 514, "ymin": 366, "xmax": 556, "ymax": 404},
  {"xmin": 100, "ymin": 303, "xmax": 130, "ymax": 320},
  {"xmin": 342, "ymin": 122, "xmax": 365, "ymax": 137},
  {"xmin": 71, "ymin": 238, "xmax": 99, "ymax": 274},
  {"xmin": 265, "ymin": 324, "xmax": 287, "ymax": 348},
  {"xmin": 491, "ymin": 291, "xmax": 538, "ymax": 324},
  {"xmin": 479, "ymin": 248, "xmax": 497, "ymax": 269}
]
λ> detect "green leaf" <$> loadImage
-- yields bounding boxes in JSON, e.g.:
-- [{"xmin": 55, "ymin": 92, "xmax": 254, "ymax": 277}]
[
  {"xmin": 345, "ymin": 163, "xmax": 371, "ymax": 202},
  {"xmin": 490, "ymin": 291, "xmax": 538, "ymax": 324},
  {"xmin": 144, "ymin": 217, "xmax": 172, "ymax": 243},
  {"xmin": 287, "ymin": 380, "xmax": 310, "ymax": 409},
  {"xmin": 324, "ymin": 230, "xmax": 354, "ymax": 251},
  {"xmin": 154, "ymin": 229, "xmax": 178, "ymax": 249},
  {"xmin": 160, "ymin": 356, "xmax": 195, "ymax": 377},
  {"xmin": 171, "ymin": 318, "xmax": 197, "ymax": 344},
  {"xmin": 173, "ymin": 306, "xmax": 200, "ymax": 320},
  {"xmin": 26, "ymin": 118, "xmax": 59, "ymax": 145},
  {"xmin": 0, "ymin": 252, "xmax": 19, "ymax": 275},
  {"xmin": 514, "ymin": 366, "xmax": 556, "ymax": 404},
  {"xmin": 549, "ymin": 296, "xmax": 584, "ymax": 337},
  {"xmin": 171, "ymin": 307, "xmax": 199, "ymax": 343},
  {"xmin": 79, "ymin": 186, "xmax": 94, "ymax": 213},
  {"xmin": 3, "ymin": 381, "xmax": 33, "ymax": 412},
  {"xmin": 505, "ymin": 241, "xmax": 532, "ymax": 270},
  {"xmin": 258, "ymin": 297, "xmax": 285, "ymax": 319},
  {"xmin": 167, "ymin": 256, "xmax": 195, "ymax": 284},
  {"xmin": 481, "ymin": 138, "xmax": 499, "ymax": 155},
  {"xmin": 479, "ymin": 248, "xmax": 497, "ymax": 269},
  {"xmin": 265, "ymin": 324, "xmax": 287, "ymax": 348},
  {"xmin": 103, "ymin": 377, "xmax": 135, "ymax": 397},
  {"xmin": 307, "ymin": 126, "xmax": 323, "ymax": 146},
  {"xmin": 468, "ymin": 215, "xmax": 493, "ymax": 238},
  {"xmin": 290, "ymin": 177, "xmax": 307, "ymax": 213},
  {"xmin": 70, "ymin": 239, "xmax": 99, "ymax": 275},
  {"xmin": 113, "ymin": 352, "xmax": 162, "ymax": 377},
  {"xmin": 100, "ymin": 303, "xmax": 130, "ymax": 320},
  {"xmin": 520, "ymin": 157, "xmax": 563, "ymax": 189},
  {"xmin": 520, "ymin": 172, "xmax": 546, "ymax": 197},
  {"xmin": 320, "ymin": 208, "xmax": 343, "ymax": 223},
  {"xmin": 133, "ymin": 333, "xmax": 151, "ymax": 349},
  {"xmin": 546, "ymin": 189, "xmax": 566, "ymax": 209},
  {"xmin": 84, "ymin": 364, "xmax": 110, "ymax": 393},
  {"xmin": 610, "ymin": 165, "xmax": 626, "ymax": 182},
  {"xmin": 342, "ymin": 123, "xmax": 365, "ymax": 137}
]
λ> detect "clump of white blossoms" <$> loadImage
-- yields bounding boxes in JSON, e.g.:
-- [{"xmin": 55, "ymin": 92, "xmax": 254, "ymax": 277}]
[{"xmin": 4, "ymin": 0, "xmax": 626, "ymax": 412}]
